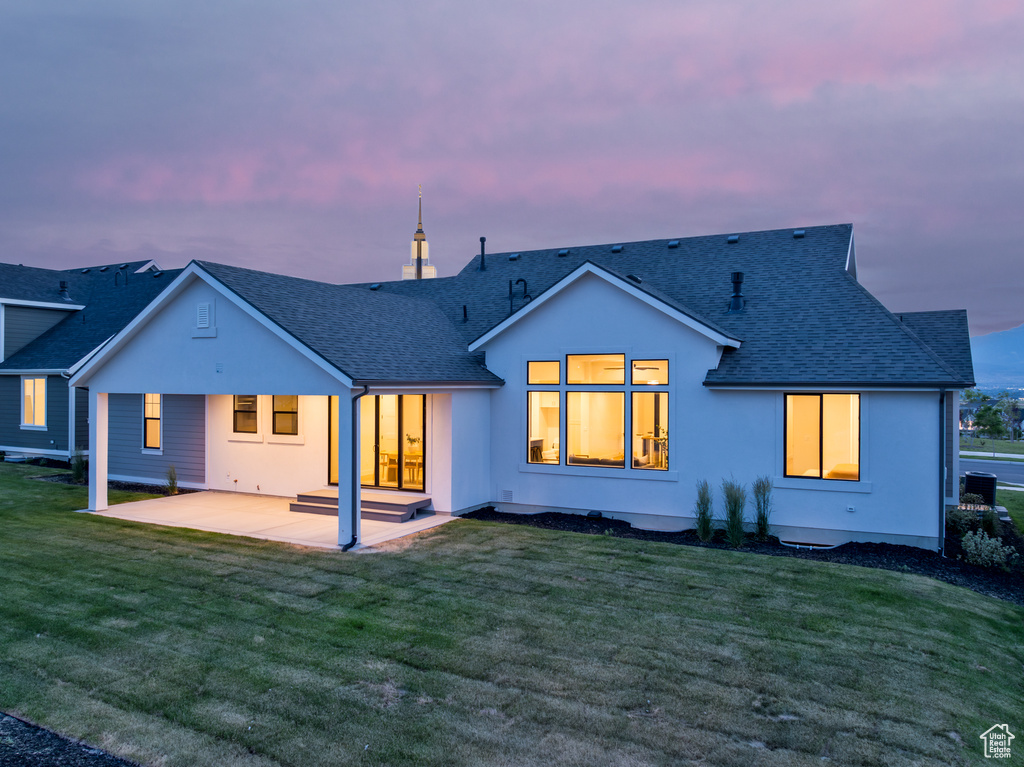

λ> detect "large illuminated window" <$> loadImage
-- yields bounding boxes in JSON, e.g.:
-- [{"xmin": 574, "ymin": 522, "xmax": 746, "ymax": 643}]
[
  {"xmin": 233, "ymin": 395, "xmax": 258, "ymax": 434},
  {"xmin": 785, "ymin": 394, "xmax": 860, "ymax": 480},
  {"xmin": 144, "ymin": 394, "xmax": 161, "ymax": 449},
  {"xmin": 272, "ymin": 395, "xmax": 299, "ymax": 435},
  {"xmin": 528, "ymin": 392, "xmax": 560, "ymax": 463},
  {"xmin": 21, "ymin": 377, "xmax": 46, "ymax": 427},
  {"xmin": 567, "ymin": 392, "xmax": 625, "ymax": 467},
  {"xmin": 632, "ymin": 392, "xmax": 668, "ymax": 470}
]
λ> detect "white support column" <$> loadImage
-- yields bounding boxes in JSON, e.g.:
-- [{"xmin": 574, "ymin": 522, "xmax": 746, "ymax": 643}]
[
  {"xmin": 336, "ymin": 389, "xmax": 357, "ymax": 547},
  {"xmin": 88, "ymin": 390, "xmax": 108, "ymax": 511}
]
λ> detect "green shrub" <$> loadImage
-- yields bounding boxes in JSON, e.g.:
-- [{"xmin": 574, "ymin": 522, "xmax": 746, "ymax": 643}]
[
  {"xmin": 71, "ymin": 450, "xmax": 88, "ymax": 484},
  {"xmin": 960, "ymin": 492, "xmax": 986, "ymax": 506},
  {"xmin": 960, "ymin": 530, "xmax": 1019, "ymax": 569},
  {"xmin": 980, "ymin": 509, "xmax": 1000, "ymax": 537},
  {"xmin": 166, "ymin": 464, "xmax": 179, "ymax": 496},
  {"xmin": 752, "ymin": 475, "xmax": 773, "ymax": 541},
  {"xmin": 722, "ymin": 479, "xmax": 747, "ymax": 548},
  {"xmin": 945, "ymin": 506, "xmax": 977, "ymax": 536},
  {"xmin": 693, "ymin": 479, "xmax": 714, "ymax": 542}
]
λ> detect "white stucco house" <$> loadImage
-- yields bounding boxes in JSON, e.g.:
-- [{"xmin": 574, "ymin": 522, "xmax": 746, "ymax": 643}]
[{"xmin": 68, "ymin": 223, "xmax": 974, "ymax": 551}]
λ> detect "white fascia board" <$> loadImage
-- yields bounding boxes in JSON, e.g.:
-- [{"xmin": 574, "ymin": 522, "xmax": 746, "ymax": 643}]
[
  {"xmin": 845, "ymin": 231, "xmax": 857, "ymax": 279},
  {"xmin": 71, "ymin": 263, "xmax": 354, "ymax": 389},
  {"xmin": 0, "ymin": 298, "xmax": 85, "ymax": 310},
  {"xmin": 134, "ymin": 260, "xmax": 161, "ymax": 274},
  {"xmin": 469, "ymin": 262, "xmax": 741, "ymax": 352},
  {"xmin": 0, "ymin": 369, "xmax": 63, "ymax": 376},
  {"xmin": 359, "ymin": 382, "xmax": 504, "ymax": 394},
  {"xmin": 68, "ymin": 336, "xmax": 115, "ymax": 378},
  {"xmin": 196, "ymin": 267, "xmax": 355, "ymax": 389},
  {"xmin": 704, "ymin": 384, "xmax": 953, "ymax": 392}
]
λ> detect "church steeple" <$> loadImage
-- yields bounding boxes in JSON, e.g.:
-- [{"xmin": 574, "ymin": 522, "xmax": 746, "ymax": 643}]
[{"xmin": 403, "ymin": 185, "xmax": 436, "ymax": 280}]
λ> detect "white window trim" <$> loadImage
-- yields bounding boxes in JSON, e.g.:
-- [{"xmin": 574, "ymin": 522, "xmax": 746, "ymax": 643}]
[
  {"xmin": 268, "ymin": 395, "xmax": 304, "ymax": 445},
  {"xmin": 20, "ymin": 375, "xmax": 47, "ymax": 430},
  {"xmin": 141, "ymin": 393, "xmax": 163, "ymax": 455},
  {"xmin": 229, "ymin": 394, "xmax": 263, "ymax": 443},
  {"xmin": 776, "ymin": 391, "xmax": 870, "ymax": 490}
]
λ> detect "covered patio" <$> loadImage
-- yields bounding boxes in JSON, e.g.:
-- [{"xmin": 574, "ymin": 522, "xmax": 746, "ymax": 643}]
[{"xmin": 87, "ymin": 491, "xmax": 457, "ymax": 550}]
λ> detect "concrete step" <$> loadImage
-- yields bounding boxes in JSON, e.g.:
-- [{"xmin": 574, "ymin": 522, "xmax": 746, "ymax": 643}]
[{"xmin": 290, "ymin": 489, "xmax": 432, "ymax": 523}]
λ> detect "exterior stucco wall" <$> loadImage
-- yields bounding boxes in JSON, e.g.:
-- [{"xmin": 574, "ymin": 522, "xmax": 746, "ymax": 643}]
[
  {"xmin": 207, "ymin": 394, "xmax": 331, "ymax": 497},
  {"xmin": 480, "ymin": 272, "xmax": 943, "ymax": 546}
]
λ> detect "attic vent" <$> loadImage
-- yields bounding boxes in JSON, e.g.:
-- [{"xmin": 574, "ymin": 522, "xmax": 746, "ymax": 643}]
[
  {"xmin": 80, "ymin": 268, "xmax": 90, "ymax": 274},
  {"xmin": 557, "ymin": 249, "xmax": 569, "ymax": 257},
  {"xmin": 153, "ymin": 271, "xmax": 164, "ymax": 278},
  {"xmin": 611, "ymin": 245, "xmax": 623, "ymax": 253},
  {"xmin": 99, "ymin": 266, "xmax": 109, "ymax": 272},
  {"xmin": 119, "ymin": 263, "xmax": 128, "ymax": 269},
  {"xmin": 793, "ymin": 229, "xmax": 805, "ymax": 238},
  {"xmin": 626, "ymin": 274, "xmax": 642, "ymax": 284},
  {"xmin": 667, "ymin": 240, "xmax": 680, "ymax": 248},
  {"xmin": 500, "ymin": 489, "xmax": 513, "ymax": 503},
  {"xmin": 727, "ymin": 235, "xmax": 739, "ymax": 244},
  {"xmin": 509, "ymin": 253, "xmax": 520, "ymax": 261},
  {"xmin": 369, "ymin": 283, "xmax": 381, "ymax": 290},
  {"xmin": 197, "ymin": 303, "xmax": 211, "ymax": 329}
]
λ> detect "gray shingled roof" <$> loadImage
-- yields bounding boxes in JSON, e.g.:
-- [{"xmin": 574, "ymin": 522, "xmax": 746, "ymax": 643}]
[
  {"xmin": 196, "ymin": 262, "xmax": 501, "ymax": 384},
  {"xmin": 0, "ymin": 263, "xmax": 91, "ymax": 305},
  {"xmin": 358, "ymin": 224, "xmax": 971, "ymax": 388},
  {"xmin": 897, "ymin": 310, "xmax": 975, "ymax": 386},
  {"xmin": 0, "ymin": 266, "xmax": 181, "ymax": 371}
]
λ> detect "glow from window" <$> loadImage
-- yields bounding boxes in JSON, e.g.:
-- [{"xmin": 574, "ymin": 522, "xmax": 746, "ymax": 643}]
[
  {"xmin": 22, "ymin": 378, "xmax": 45, "ymax": 426},
  {"xmin": 631, "ymin": 360, "xmax": 668, "ymax": 385},
  {"xmin": 144, "ymin": 393, "xmax": 161, "ymax": 449},
  {"xmin": 632, "ymin": 392, "xmax": 668, "ymax": 469},
  {"xmin": 528, "ymin": 360, "xmax": 560, "ymax": 385},
  {"xmin": 273, "ymin": 395, "xmax": 299, "ymax": 435},
  {"xmin": 567, "ymin": 392, "xmax": 624, "ymax": 467},
  {"xmin": 528, "ymin": 391, "xmax": 560, "ymax": 463},
  {"xmin": 233, "ymin": 395, "xmax": 258, "ymax": 433},
  {"xmin": 567, "ymin": 354, "xmax": 624, "ymax": 384},
  {"xmin": 785, "ymin": 394, "xmax": 859, "ymax": 480}
]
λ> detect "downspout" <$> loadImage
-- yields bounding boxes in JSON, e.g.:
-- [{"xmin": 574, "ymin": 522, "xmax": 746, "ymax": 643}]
[
  {"xmin": 938, "ymin": 388, "xmax": 946, "ymax": 556},
  {"xmin": 341, "ymin": 385, "xmax": 370, "ymax": 551},
  {"xmin": 62, "ymin": 371, "xmax": 73, "ymax": 461}
]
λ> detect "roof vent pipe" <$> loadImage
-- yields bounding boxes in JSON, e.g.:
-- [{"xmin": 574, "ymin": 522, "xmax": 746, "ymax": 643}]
[
  {"xmin": 728, "ymin": 271, "xmax": 745, "ymax": 312},
  {"xmin": 58, "ymin": 280, "xmax": 70, "ymax": 300},
  {"xmin": 478, "ymin": 236, "xmax": 486, "ymax": 271}
]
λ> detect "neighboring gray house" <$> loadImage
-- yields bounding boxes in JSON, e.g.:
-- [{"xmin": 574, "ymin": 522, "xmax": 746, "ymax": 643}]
[{"xmin": 0, "ymin": 260, "xmax": 178, "ymax": 460}]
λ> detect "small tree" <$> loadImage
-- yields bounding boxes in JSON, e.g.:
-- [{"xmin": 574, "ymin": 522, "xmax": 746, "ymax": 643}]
[
  {"xmin": 165, "ymin": 464, "xmax": 179, "ymax": 495},
  {"xmin": 996, "ymin": 391, "xmax": 1024, "ymax": 442},
  {"xmin": 71, "ymin": 450, "xmax": 88, "ymax": 484},
  {"xmin": 974, "ymin": 405, "xmax": 1006, "ymax": 439}
]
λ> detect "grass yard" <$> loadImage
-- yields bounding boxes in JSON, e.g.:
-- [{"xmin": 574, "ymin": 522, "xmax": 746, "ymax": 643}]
[
  {"xmin": 960, "ymin": 437, "xmax": 1024, "ymax": 456},
  {"xmin": 1, "ymin": 463, "xmax": 1022, "ymax": 766},
  {"xmin": 999, "ymin": 489, "xmax": 1024, "ymax": 533}
]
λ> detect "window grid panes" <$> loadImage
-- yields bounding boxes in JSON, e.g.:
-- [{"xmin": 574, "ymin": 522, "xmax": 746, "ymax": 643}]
[
  {"xmin": 233, "ymin": 395, "xmax": 258, "ymax": 433},
  {"xmin": 631, "ymin": 360, "xmax": 669, "ymax": 385},
  {"xmin": 144, "ymin": 393, "xmax": 161, "ymax": 449},
  {"xmin": 528, "ymin": 391, "xmax": 560, "ymax": 464},
  {"xmin": 272, "ymin": 395, "xmax": 299, "ymax": 435},
  {"xmin": 22, "ymin": 378, "xmax": 46, "ymax": 426},
  {"xmin": 528, "ymin": 360, "xmax": 560, "ymax": 385},
  {"xmin": 632, "ymin": 392, "xmax": 668, "ymax": 469},
  {"xmin": 566, "ymin": 354, "xmax": 625, "ymax": 385},
  {"xmin": 785, "ymin": 393, "xmax": 860, "ymax": 480}
]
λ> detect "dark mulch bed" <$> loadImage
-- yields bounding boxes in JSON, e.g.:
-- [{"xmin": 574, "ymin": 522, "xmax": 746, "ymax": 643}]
[
  {"xmin": 33, "ymin": 473, "xmax": 199, "ymax": 496},
  {"xmin": 0, "ymin": 714, "xmax": 139, "ymax": 767},
  {"xmin": 463, "ymin": 507, "xmax": 1024, "ymax": 607}
]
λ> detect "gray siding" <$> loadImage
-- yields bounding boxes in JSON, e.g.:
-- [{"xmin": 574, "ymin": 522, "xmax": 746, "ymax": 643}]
[
  {"xmin": 3, "ymin": 306, "xmax": 73, "ymax": 359},
  {"xmin": 108, "ymin": 394, "xmax": 206, "ymax": 484},
  {"xmin": 0, "ymin": 374, "xmax": 71, "ymax": 452},
  {"xmin": 75, "ymin": 387, "xmax": 90, "ymax": 451}
]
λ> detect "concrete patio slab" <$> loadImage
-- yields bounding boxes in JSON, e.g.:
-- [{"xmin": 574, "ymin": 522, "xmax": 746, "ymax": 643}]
[{"xmin": 86, "ymin": 491, "xmax": 457, "ymax": 550}]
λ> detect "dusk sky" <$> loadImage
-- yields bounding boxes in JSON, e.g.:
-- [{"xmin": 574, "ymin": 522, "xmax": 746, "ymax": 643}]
[{"xmin": 2, "ymin": 1, "xmax": 1021, "ymax": 334}]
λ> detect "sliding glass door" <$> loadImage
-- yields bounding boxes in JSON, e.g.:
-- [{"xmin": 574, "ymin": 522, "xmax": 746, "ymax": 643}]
[{"xmin": 330, "ymin": 395, "xmax": 425, "ymax": 491}]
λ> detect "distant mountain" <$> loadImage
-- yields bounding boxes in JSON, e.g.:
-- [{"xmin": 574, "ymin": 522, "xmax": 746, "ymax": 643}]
[{"xmin": 972, "ymin": 323, "xmax": 1024, "ymax": 390}]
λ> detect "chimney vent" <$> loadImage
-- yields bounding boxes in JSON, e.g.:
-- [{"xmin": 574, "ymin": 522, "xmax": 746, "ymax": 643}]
[
  {"xmin": 479, "ymin": 237, "xmax": 487, "ymax": 271},
  {"xmin": 728, "ymin": 271, "xmax": 745, "ymax": 312},
  {"xmin": 58, "ymin": 280, "xmax": 70, "ymax": 300}
]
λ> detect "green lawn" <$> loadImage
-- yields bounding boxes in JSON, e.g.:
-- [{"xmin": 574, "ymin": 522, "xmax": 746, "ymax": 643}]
[
  {"xmin": 961, "ymin": 437, "xmax": 1024, "ymax": 455},
  {"xmin": 998, "ymin": 489, "xmax": 1024, "ymax": 533},
  {"xmin": 1, "ymin": 463, "xmax": 1022, "ymax": 766}
]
